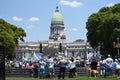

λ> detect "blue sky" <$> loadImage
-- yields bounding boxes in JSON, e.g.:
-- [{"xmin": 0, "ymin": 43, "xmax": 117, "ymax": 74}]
[{"xmin": 0, "ymin": 0, "xmax": 120, "ymax": 42}]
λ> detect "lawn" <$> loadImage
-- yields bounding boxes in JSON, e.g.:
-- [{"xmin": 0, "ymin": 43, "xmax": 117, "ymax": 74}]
[{"xmin": 6, "ymin": 76, "xmax": 120, "ymax": 80}]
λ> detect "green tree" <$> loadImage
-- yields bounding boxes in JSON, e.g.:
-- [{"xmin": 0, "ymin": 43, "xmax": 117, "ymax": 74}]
[
  {"xmin": 0, "ymin": 18, "xmax": 26, "ymax": 59},
  {"xmin": 86, "ymin": 3, "xmax": 120, "ymax": 57}
]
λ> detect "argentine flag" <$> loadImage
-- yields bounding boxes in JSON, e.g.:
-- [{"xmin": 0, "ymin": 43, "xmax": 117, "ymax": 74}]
[{"xmin": 31, "ymin": 52, "xmax": 41, "ymax": 62}]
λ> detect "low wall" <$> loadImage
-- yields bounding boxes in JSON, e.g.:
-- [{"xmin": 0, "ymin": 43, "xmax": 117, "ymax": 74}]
[
  {"xmin": 6, "ymin": 68, "xmax": 29, "ymax": 77},
  {"xmin": 6, "ymin": 67, "xmax": 88, "ymax": 77}
]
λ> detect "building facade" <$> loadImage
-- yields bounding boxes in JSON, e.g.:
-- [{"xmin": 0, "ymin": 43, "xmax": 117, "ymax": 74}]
[{"xmin": 15, "ymin": 6, "xmax": 95, "ymax": 60}]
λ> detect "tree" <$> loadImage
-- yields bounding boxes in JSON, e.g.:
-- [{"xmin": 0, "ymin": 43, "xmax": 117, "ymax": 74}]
[
  {"xmin": 86, "ymin": 3, "xmax": 120, "ymax": 57},
  {"xmin": 0, "ymin": 18, "xmax": 26, "ymax": 59}
]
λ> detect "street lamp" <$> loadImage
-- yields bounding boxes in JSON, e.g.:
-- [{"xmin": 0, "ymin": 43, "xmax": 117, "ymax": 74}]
[
  {"xmin": 59, "ymin": 43, "xmax": 62, "ymax": 52},
  {"xmin": 113, "ymin": 37, "xmax": 120, "ymax": 58},
  {"xmin": 39, "ymin": 43, "xmax": 42, "ymax": 53}
]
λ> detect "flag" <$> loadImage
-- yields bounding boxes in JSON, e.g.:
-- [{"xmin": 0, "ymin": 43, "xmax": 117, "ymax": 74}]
[
  {"xmin": 31, "ymin": 52, "xmax": 41, "ymax": 62},
  {"xmin": 22, "ymin": 56, "xmax": 28, "ymax": 61}
]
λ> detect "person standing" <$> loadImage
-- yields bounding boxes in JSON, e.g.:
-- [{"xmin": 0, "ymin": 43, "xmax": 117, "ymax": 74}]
[
  {"xmin": 47, "ymin": 56, "xmax": 54, "ymax": 78},
  {"xmin": 39, "ymin": 58, "xmax": 46, "ymax": 79},
  {"xmin": 90, "ymin": 58, "xmax": 98, "ymax": 77},
  {"xmin": 105, "ymin": 54, "xmax": 113, "ymax": 67},
  {"xmin": 68, "ymin": 57, "xmax": 76, "ymax": 78},
  {"xmin": 105, "ymin": 54, "xmax": 113, "ymax": 76},
  {"xmin": 33, "ymin": 62, "xmax": 39, "ymax": 78},
  {"xmin": 58, "ymin": 57, "xmax": 67, "ymax": 80},
  {"xmin": 28, "ymin": 62, "xmax": 34, "ymax": 77},
  {"xmin": 99, "ymin": 57, "xmax": 106, "ymax": 77}
]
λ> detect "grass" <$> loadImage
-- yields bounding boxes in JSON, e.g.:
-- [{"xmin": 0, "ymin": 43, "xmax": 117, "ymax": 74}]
[{"xmin": 6, "ymin": 76, "xmax": 120, "ymax": 80}]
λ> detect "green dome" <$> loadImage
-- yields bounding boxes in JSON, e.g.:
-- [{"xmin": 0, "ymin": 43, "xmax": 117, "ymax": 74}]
[{"xmin": 51, "ymin": 6, "xmax": 64, "ymax": 25}]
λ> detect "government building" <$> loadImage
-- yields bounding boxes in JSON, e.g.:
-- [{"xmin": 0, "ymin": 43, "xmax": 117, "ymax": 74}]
[{"xmin": 15, "ymin": 6, "xmax": 95, "ymax": 61}]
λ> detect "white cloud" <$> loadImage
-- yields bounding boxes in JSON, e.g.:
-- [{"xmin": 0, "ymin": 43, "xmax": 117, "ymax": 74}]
[
  {"xmin": 12, "ymin": 16, "xmax": 23, "ymax": 21},
  {"xmin": 70, "ymin": 28, "xmax": 78, "ymax": 32},
  {"xmin": 28, "ymin": 17, "xmax": 39, "ymax": 22},
  {"xmin": 60, "ymin": 0, "xmax": 83, "ymax": 7},
  {"xmin": 26, "ymin": 25, "xmax": 34, "ymax": 29},
  {"xmin": 106, "ymin": 3, "xmax": 114, "ymax": 7}
]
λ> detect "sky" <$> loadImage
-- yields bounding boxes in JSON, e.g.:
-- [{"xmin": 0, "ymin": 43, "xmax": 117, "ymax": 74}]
[{"xmin": 0, "ymin": 0, "xmax": 120, "ymax": 42}]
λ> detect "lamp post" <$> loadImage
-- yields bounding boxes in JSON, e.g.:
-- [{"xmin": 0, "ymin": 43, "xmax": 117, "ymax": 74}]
[
  {"xmin": 113, "ymin": 37, "xmax": 120, "ymax": 58},
  {"xmin": 59, "ymin": 43, "xmax": 62, "ymax": 52},
  {"xmin": 40, "ymin": 43, "xmax": 42, "ymax": 53}
]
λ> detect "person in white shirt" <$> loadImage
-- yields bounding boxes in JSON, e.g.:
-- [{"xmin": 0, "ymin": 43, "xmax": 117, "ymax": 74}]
[
  {"xmin": 15, "ymin": 61, "xmax": 20, "ymax": 68},
  {"xmin": 105, "ymin": 54, "xmax": 113, "ymax": 67},
  {"xmin": 68, "ymin": 57, "xmax": 76, "ymax": 78},
  {"xmin": 47, "ymin": 56, "xmax": 54, "ymax": 78},
  {"xmin": 105, "ymin": 54, "xmax": 113, "ymax": 76}
]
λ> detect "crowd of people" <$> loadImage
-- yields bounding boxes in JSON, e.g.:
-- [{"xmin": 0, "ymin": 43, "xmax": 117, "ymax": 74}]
[
  {"xmin": 87, "ymin": 54, "xmax": 120, "ymax": 77},
  {"xmin": 5, "ymin": 56, "xmax": 84, "ymax": 79},
  {"xmin": 99, "ymin": 54, "xmax": 120, "ymax": 77},
  {"xmin": 5, "ymin": 54, "xmax": 120, "ymax": 79}
]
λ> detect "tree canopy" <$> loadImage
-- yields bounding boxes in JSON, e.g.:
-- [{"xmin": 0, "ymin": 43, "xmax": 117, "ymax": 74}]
[
  {"xmin": 86, "ymin": 3, "xmax": 120, "ymax": 57},
  {"xmin": 0, "ymin": 18, "xmax": 26, "ymax": 59}
]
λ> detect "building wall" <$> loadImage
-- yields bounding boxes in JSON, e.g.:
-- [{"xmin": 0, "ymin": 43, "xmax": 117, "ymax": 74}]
[{"xmin": 15, "ymin": 40, "xmax": 94, "ymax": 60}]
